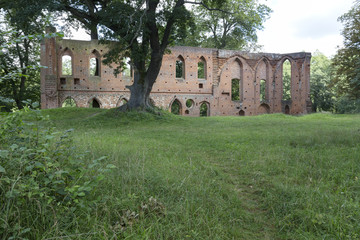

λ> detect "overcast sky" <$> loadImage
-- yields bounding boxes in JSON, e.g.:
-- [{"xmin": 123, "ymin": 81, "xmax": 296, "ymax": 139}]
[
  {"xmin": 68, "ymin": 0, "xmax": 354, "ymax": 57},
  {"xmin": 257, "ymin": 0, "xmax": 355, "ymax": 57}
]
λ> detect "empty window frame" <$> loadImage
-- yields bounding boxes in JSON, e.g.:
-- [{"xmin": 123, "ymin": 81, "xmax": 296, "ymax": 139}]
[
  {"xmin": 198, "ymin": 57, "xmax": 206, "ymax": 79},
  {"xmin": 90, "ymin": 50, "xmax": 101, "ymax": 76},
  {"xmin": 176, "ymin": 55, "xmax": 185, "ymax": 79},
  {"xmin": 260, "ymin": 79, "xmax": 266, "ymax": 101},
  {"xmin": 282, "ymin": 59, "xmax": 291, "ymax": 101},
  {"xmin": 171, "ymin": 99, "xmax": 182, "ymax": 115},
  {"xmin": 231, "ymin": 78, "xmax": 240, "ymax": 101},
  {"xmin": 62, "ymin": 55, "xmax": 72, "ymax": 75},
  {"xmin": 62, "ymin": 97, "xmax": 76, "ymax": 107},
  {"xmin": 200, "ymin": 102, "xmax": 210, "ymax": 117}
]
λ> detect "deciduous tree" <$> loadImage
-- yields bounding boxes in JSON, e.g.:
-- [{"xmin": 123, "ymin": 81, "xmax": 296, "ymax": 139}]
[
  {"xmin": 0, "ymin": 2, "xmax": 53, "ymax": 110},
  {"xmin": 191, "ymin": 0, "xmax": 271, "ymax": 50},
  {"xmin": 332, "ymin": 1, "xmax": 360, "ymax": 99}
]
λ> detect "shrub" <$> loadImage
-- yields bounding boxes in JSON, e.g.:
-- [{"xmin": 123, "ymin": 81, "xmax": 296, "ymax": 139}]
[
  {"xmin": 0, "ymin": 107, "xmax": 115, "ymax": 239},
  {"xmin": 334, "ymin": 95, "xmax": 360, "ymax": 113}
]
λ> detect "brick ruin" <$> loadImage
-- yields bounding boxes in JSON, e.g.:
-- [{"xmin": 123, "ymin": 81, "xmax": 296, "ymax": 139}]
[{"xmin": 40, "ymin": 34, "xmax": 312, "ymax": 116}]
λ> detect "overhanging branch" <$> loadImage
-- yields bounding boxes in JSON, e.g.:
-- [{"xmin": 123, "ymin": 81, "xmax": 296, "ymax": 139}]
[{"xmin": 184, "ymin": 1, "xmax": 232, "ymax": 14}]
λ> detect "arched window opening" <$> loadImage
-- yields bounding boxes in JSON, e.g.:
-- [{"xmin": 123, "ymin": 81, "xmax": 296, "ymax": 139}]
[
  {"xmin": 171, "ymin": 99, "xmax": 182, "ymax": 115},
  {"xmin": 282, "ymin": 59, "xmax": 291, "ymax": 101},
  {"xmin": 260, "ymin": 79, "xmax": 266, "ymax": 101},
  {"xmin": 176, "ymin": 55, "xmax": 185, "ymax": 79},
  {"xmin": 258, "ymin": 103, "xmax": 270, "ymax": 114},
  {"xmin": 285, "ymin": 105, "xmax": 290, "ymax": 114},
  {"xmin": 91, "ymin": 99, "xmax": 100, "ymax": 108},
  {"xmin": 239, "ymin": 110, "xmax": 245, "ymax": 116},
  {"xmin": 231, "ymin": 78, "xmax": 240, "ymax": 101},
  {"xmin": 62, "ymin": 97, "xmax": 76, "ymax": 107},
  {"xmin": 118, "ymin": 98, "xmax": 128, "ymax": 107},
  {"xmin": 186, "ymin": 99, "xmax": 194, "ymax": 108},
  {"xmin": 200, "ymin": 102, "xmax": 209, "ymax": 117},
  {"xmin": 122, "ymin": 57, "xmax": 132, "ymax": 77},
  {"xmin": 198, "ymin": 57, "xmax": 206, "ymax": 79},
  {"xmin": 62, "ymin": 55, "xmax": 72, "ymax": 75}
]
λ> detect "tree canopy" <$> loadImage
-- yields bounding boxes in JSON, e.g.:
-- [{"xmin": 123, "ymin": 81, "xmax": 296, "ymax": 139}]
[
  {"xmin": 191, "ymin": 0, "xmax": 271, "ymax": 50},
  {"xmin": 0, "ymin": 1, "xmax": 54, "ymax": 110},
  {"xmin": 332, "ymin": 1, "xmax": 360, "ymax": 99}
]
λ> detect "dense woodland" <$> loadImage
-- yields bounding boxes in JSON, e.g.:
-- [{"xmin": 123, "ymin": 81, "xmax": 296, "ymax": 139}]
[{"xmin": 0, "ymin": 0, "xmax": 359, "ymax": 112}]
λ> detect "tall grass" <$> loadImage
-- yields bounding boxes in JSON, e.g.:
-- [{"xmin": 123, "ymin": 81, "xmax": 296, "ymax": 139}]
[{"xmin": 4, "ymin": 108, "xmax": 360, "ymax": 239}]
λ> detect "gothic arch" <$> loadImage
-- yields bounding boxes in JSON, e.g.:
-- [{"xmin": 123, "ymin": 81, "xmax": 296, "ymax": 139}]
[
  {"xmin": 90, "ymin": 49, "xmax": 101, "ymax": 76},
  {"xmin": 258, "ymin": 103, "xmax": 270, "ymax": 114},
  {"xmin": 176, "ymin": 55, "xmax": 185, "ymax": 79},
  {"xmin": 116, "ymin": 97, "xmax": 128, "ymax": 107},
  {"xmin": 198, "ymin": 56, "xmax": 207, "ymax": 79},
  {"xmin": 88, "ymin": 97, "xmax": 102, "ymax": 108},
  {"xmin": 61, "ymin": 96, "xmax": 77, "ymax": 107},
  {"xmin": 170, "ymin": 98, "xmax": 182, "ymax": 115},
  {"xmin": 255, "ymin": 58, "xmax": 270, "ymax": 102},
  {"xmin": 199, "ymin": 101, "xmax": 210, "ymax": 116},
  {"xmin": 60, "ymin": 47, "xmax": 74, "ymax": 76}
]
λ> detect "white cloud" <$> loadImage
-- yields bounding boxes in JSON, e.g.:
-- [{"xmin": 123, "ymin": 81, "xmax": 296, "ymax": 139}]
[{"xmin": 257, "ymin": 0, "xmax": 354, "ymax": 57}]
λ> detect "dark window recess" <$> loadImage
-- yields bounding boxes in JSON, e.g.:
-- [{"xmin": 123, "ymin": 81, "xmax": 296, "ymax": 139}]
[
  {"xmin": 199, "ymin": 83, "xmax": 203, "ymax": 88},
  {"xmin": 92, "ymin": 99, "xmax": 100, "ymax": 108},
  {"xmin": 60, "ymin": 78, "xmax": 66, "ymax": 85},
  {"xmin": 74, "ymin": 78, "xmax": 80, "ymax": 85}
]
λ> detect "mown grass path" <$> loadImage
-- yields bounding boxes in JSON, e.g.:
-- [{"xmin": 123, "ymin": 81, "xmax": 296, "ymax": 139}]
[{"xmin": 44, "ymin": 108, "xmax": 360, "ymax": 239}]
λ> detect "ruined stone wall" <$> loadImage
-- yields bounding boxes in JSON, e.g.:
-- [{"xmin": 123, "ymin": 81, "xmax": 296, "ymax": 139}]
[{"xmin": 40, "ymin": 35, "xmax": 311, "ymax": 116}]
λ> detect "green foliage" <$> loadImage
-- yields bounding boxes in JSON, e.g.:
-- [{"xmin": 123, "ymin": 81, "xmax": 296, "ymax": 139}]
[
  {"xmin": 62, "ymin": 98, "xmax": 76, "ymax": 107},
  {"xmin": 170, "ymin": 100, "xmax": 181, "ymax": 115},
  {"xmin": 191, "ymin": 0, "xmax": 271, "ymax": 49},
  {"xmin": 282, "ymin": 60, "xmax": 291, "ymax": 101},
  {"xmin": 198, "ymin": 60, "xmax": 205, "ymax": 79},
  {"xmin": 0, "ymin": 5, "xmax": 59, "ymax": 111},
  {"xmin": 0, "ymin": 108, "xmax": 114, "ymax": 239},
  {"xmin": 332, "ymin": 1, "xmax": 360, "ymax": 99},
  {"xmin": 199, "ymin": 102, "xmax": 208, "ymax": 116},
  {"xmin": 310, "ymin": 51, "xmax": 335, "ymax": 112},
  {"xmin": 260, "ymin": 79, "xmax": 266, "ymax": 101},
  {"xmin": 333, "ymin": 95, "xmax": 360, "ymax": 113},
  {"xmin": 175, "ymin": 60, "xmax": 183, "ymax": 78},
  {"xmin": 231, "ymin": 78, "xmax": 240, "ymax": 100}
]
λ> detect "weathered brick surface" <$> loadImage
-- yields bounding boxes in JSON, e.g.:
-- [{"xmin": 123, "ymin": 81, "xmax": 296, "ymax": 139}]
[{"xmin": 41, "ymin": 34, "xmax": 311, "ymax": 116}]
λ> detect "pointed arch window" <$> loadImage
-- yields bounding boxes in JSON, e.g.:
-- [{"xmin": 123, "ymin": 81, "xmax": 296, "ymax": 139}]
[
  {"xmin": 260, "ymin": 79, "xmax": 266, "ymax": 101},
  {"xmin": 231, "ymin": 78, "xmax": 240, "ymax": 101},
  {"xmin": 91, "ymin": 98, "xmax": 100, "ymax": 108},
  {"xmin": 171, "ymin": 99, "xmax": 182, "ymax": 115},
  {"xmin": 198, "ymin": 57, "xmax": 206, "ymax": 79},
  {"xmin": 282, "ymin": 59, "xmax": 291, "ymax": 101},
  {"xmin": 200, "ymin": 102, "xmax": 210, "ymax": 117},
  {"xmin": 176, "ymin": 55, "xmax": 185, "ymax": 79},
  {"xmin": 61, "ymin": 48, "xmax": 73, "ymax": 76},
  {"xmin": 62, "ymin": 97, "xmax": 76, "ymax": 107},
  {"xmin": 90, "ymin": 50, "xmax": 101, "ymax": 76}
]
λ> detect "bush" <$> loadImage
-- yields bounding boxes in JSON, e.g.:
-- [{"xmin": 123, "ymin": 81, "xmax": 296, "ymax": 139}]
[
  {"xmin": 0, "ymin": 107, "xmax": 115, "ymax": 239},
  {"xmin": 334, "ymin": 96, "xmax": 360, "ymax": 114}
]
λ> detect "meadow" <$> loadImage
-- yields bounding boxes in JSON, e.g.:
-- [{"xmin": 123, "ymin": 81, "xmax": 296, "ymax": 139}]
[{"xmin": 2, "ymin": 108, "xmax": 360, "ymax": 239}]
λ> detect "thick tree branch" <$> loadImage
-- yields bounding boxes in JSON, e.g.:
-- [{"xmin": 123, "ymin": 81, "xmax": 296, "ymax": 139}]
[{"xmin": 184, "ymin": 1, "xmax": 232, "ymax": 14}]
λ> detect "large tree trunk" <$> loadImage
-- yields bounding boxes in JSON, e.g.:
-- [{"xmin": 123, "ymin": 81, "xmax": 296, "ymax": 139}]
[{"xmin": 124, "ymin": 51, "xmax": 163, "ymax": 110}]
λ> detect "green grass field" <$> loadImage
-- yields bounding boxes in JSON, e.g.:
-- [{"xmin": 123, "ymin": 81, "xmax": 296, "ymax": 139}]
[{"xmin": 6, "ymin": 108, "xmax": 360, "ymax": 239}]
